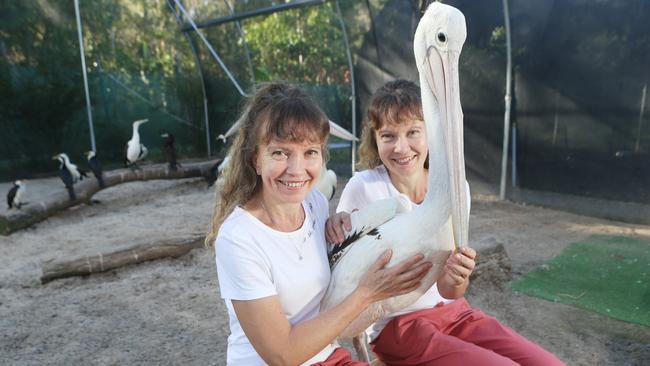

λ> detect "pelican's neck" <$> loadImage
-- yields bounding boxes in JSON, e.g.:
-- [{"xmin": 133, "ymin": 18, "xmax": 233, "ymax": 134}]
[{"xmin": 418, "ymin": 76, "xmax": 451, "ymax": 220}]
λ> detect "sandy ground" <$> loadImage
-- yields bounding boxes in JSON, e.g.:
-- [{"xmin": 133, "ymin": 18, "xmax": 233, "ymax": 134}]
[{"xmin": 1, "ymin": 175, "xmax": 649, "ymax": 365}]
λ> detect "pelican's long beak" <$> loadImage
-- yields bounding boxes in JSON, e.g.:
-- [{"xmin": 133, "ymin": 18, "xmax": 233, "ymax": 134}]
[
  {"xmin": 329, "ymin": 120, "xmax": 359, "ymax": 142},
  {"xmin": 423, "ymin": 46, "xmax": 469, "ymax": 249},
  {"xmin": 223, "ymin": 118, "xmax": 243, "ymax": 140}
]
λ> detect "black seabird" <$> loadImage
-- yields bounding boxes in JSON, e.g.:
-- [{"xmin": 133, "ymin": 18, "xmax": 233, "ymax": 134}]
[
  {"xmin": 85, "ymin": 151, "xmax": 106, "ymax": 188},
  {"xmin": 6, "ymin": 180, "xmax": 27, "ymax": 209},
  {"xmin": 161, "ymin": 133, "xmax": 179, "ymax": 171},
  {"xmin": 53, "ymin": 153, "xmax": 82, "ymax": 200}
]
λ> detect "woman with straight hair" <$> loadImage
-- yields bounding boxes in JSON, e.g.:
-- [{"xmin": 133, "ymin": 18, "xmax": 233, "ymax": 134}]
[{"xmin": 327, "ymin": 80, "xmax": 565, "ymax": 366}]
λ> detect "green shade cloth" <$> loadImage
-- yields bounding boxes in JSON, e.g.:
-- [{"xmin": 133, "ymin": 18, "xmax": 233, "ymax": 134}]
[{"xmin": 512, "ymin": 235, "xmax": 650, "ymax": 327}]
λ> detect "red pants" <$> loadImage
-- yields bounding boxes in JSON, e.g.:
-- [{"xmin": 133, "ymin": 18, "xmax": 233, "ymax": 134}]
[
  {"xmin": 371, "ymin": 298, "xmax": 565, "ymax": 366},
  {"xmin": 311, "ymin": 347, "xmax": 368, "ymax": 366}
]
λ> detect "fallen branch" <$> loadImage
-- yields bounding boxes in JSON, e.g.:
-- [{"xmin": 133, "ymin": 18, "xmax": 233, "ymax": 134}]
[
  {"xmin": 0, "ymin": 159, "xmax": 220, "ymax": 236},
  {"xmin": 41, "ymin": 235, "xmax": 205, "ymax": 284}
]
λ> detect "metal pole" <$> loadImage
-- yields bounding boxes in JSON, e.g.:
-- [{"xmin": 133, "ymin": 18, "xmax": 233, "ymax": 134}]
[
  {"xmin": 635, "ymin": 83, "xmax": 647, "ymax": 153},
  {"xmin": 166, "ymin": 0, "xmax": 212, "ymax": 156},
  {"xmin": 224, "ymin": 0, "xmax": 256, "ymax": 87},
  {"xmin": 334, "ymin": 0, "xmax": 357, "ymax": 174},
  {"xmin": 173, "ymin": 0, "xmax": 247, "ymax": 97},
  {"xmin": 74, "ymin": 0, "xmax": 96, "ymax": 151},
  {"xmin": 181, "ymin": 0, "xmax": 325, "ymax": 32},
  {"xmin": 499, "ymin": 0, "xmax": 512, "ymax": 200},
  {"xmin": 511, "ymin": 122, "xmax": 517, "ymax": 187}
]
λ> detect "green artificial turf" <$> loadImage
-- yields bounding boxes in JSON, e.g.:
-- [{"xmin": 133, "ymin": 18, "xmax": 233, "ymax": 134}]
[{"xmin": 512, "ymin": 235, "xmax": 650, "ymax": 327}]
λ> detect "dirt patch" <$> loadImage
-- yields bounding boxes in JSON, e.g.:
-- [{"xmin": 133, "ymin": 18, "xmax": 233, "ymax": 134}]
[{"xmin": 1, "ymin": 177, "xmax": 648, "ymax": 365}]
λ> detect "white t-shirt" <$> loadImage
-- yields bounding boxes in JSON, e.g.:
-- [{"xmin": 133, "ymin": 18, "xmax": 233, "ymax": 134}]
[
  {"xmin": 336, "ymin": 165, "xmax": 471, "ymax": 341},
  {"xmin": 216, "ymin": 190, "xmax": 338, "ymax": 365}
]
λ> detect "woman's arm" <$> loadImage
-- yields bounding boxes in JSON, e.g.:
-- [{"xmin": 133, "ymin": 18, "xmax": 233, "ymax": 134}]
[
  {"xmin": 233, "ymin": 250, "xmax": 431, "ymax": 366},
  {"xmin": 437, "ymin": 246, "xmax": 476, "ymax": 299},
  {"xmin": 325, "ymin": 211, "xmax": 352, "ymax": 244}
]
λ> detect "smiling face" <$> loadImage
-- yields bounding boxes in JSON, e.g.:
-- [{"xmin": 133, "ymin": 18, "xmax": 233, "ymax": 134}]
[
  {"xmin": 376, "ymin": 118, "xmax": 428, "ymax": 178},
  {"xmin": 254, "ymin": 139, "xmax": 323, "ymax": 205}
]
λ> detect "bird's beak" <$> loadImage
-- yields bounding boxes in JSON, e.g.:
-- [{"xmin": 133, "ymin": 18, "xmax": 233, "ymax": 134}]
[
  {"xmin": 134, "ymin": 118, "xmax": 149, "ymax": 124},
  {"xmin": 328, "ymin": 120, "xmax": 359, "ymax": 142},
  {"xmin": 51, "ymin": 155, "xmax": 59, "ymax": 160},
  {"xmin": 161, "ymin": 133, "xmax": 168, "ymax": 138},
  {"xmin": 423, "ymin": 46, "xmax": 469, "ymax": 249}
]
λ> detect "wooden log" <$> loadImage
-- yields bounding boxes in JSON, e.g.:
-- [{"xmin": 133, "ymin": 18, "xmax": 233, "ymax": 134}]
[
  {"xmin": 0, "ymin": 159, "xmax": 220, "ymax": 236},
  {"xmin": 40, "ymin": 235, "xmax": 205, "ymax": 284}
]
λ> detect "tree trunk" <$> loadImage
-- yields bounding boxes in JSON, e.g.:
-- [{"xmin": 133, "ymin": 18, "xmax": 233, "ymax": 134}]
[
  {"xmin": 41, "ymin": 235, "xmax": 205, "ymax": 284},
  {"xmin": 1, "ymin": 159, "xmax": 220, "ymax": 235}
]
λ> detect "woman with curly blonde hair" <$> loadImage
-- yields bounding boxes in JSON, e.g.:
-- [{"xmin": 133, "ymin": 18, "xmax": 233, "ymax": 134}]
[{"xmin": 206, "ymin": 82, "xmax": 432, "ymax": 365}]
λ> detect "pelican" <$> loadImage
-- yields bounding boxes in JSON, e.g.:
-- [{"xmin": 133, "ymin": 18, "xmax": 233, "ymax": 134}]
[
  {"xmin": 320, "ymin": 2, "xmax": 469, "ymax": 339},
  {"xmin": 316, "ymin": 119, "xmax": 357, "ymax": 200},
  {"xmin": 6, "ymin": 180, "xmax": 27, "ymax": 209},
  {"xmin": 124, "ymin": 118, "xmax": 149, "ymax": 169},
  {"xmin": 161, "ymin": 132, "xmax": 180, "ymax": 171},
  {"xmin": 315, "ymin": 167, "xmax": 337, "ymax": 200},
  {"xmin": 85, "ymin": 151, "xmax": 106, "ymax": 188}
]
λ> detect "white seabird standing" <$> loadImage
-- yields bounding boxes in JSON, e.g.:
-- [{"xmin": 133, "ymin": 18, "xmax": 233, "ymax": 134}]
[{"xmin": 124, "ymin": 118, "xmax": 149, "ymax": 169}]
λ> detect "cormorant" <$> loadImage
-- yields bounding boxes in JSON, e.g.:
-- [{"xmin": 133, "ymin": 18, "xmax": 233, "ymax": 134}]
[
  {"xmin": 85, "ymin": 151, "xmax": 106, "ymax": 188},
  {"xmin": 6, "ymin": 180, "xmax": 27, "ymax": 209},
  {"xmin": 125, "ymin": 119, "xmax": 149, "ymax": 170},
  {"xmin": 53, "ymin": 153, "xmax": 83, "ymax": 200},
  {"xmin": 161, "ymin": 133, "xmax": 179, "ymax": 171}
]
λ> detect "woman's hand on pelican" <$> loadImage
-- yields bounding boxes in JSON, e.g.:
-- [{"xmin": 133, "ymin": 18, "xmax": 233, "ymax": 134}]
[
  {"xmin": 355, "ymin": 249, "xmax": 433, "ymax": 305},
  {"xmin": 326, "ymin": 211, "xmax": 352, "ymax": 244}
]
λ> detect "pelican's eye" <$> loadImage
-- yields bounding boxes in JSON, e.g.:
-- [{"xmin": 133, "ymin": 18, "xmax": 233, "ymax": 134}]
[{"xmin": 437, "ymin": 32, "xmax": 447, "ymax": 43}]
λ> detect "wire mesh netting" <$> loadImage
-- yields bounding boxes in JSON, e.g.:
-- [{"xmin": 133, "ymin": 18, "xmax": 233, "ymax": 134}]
[
  {"xmin": 0, "ymin": 0, "xmax": 371, "ymax": 181},
  {"xmin": 355, "ymin": 0, "xmax": 650, "ymax": 204},
  {"xmin": 2, "ymin": 0, "xmax": 649, "ymax": 206},
  {"xmin": 1, "ymin": 1, "xmax": 218, "ymax": 179}
]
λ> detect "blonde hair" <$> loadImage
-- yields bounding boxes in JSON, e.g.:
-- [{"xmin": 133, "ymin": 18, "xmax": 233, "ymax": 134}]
[
  {"xmin": 205, "ymin": 82, "xmax": 330, "ymax": 247},
  {"xmin": 357, "ymin": 79, "xmax": 425, "ymax": 170}
]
